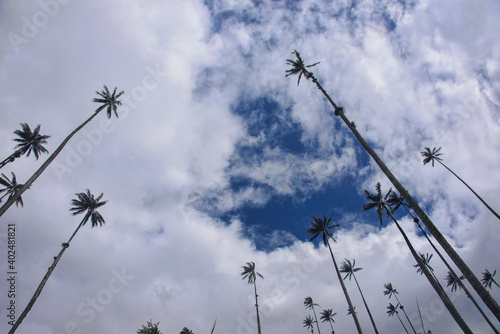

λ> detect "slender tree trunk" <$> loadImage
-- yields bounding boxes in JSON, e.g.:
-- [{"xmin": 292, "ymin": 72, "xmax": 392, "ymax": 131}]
[
  {"xmin": 436, "ymin": 160, "xmax": 500, "ymax": 220},
  {"xmin": 386, "ymin": 210, "xmax": 473, "ymax": 334},
  {"xmin": 8, "ymin": 217, "xmax": 86, "ymax": 334},
  {"xmin": 326, "ymin": 241, "xmax": 364, "ymax": 334},
  {"xmin": 311, "ymin": 305, "xmax": 322, "ymax": 334},
  {"xmin": 327, "ymin": 320, "xmax": 335, "ymax": 334},
  {"xmin": 352, "ymin": 274, "xmax": 379, "ymax": 334},
  {"xmin": 0, "ymin": 149, "xmax": 23, "ymax": 170},
  {"xmin": 253, "ymin": 279, "xmax": 262, "ymax": 334},
  {"xmin": 0, "ymin": 111, "xmax": 102, "ymax": 218},
  {"xmin": 395, "ymin": 312, "xmax": 409, "ymax": 334},
  {"xmin": 307, "ymin": 74, "xmax": 500, "ymax": 322},
  {"xmin": 392, "ymin": 294, "xmax": 417, "ymax": 334},
  {"xmin": 416, "ymin": 297, "xmax": 427, "ymax": 334}
]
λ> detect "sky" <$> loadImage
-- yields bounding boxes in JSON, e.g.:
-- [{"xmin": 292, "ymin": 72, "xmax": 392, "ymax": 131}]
[{"xmin": 0, "ymin": 0, "xmax": 500, "ymax": 333}]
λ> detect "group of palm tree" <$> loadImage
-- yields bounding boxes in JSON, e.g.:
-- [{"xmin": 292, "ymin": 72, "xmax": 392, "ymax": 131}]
[
  {"xmin": 302, "ymin": 296, "xmax": 337, "ymax": 334},
  {"xmin": 286, "ymin": 50, "xmax": 500, "ymax": 333},
  {"xmin": 3, "ymin": 86, "xmax": 124, "ymax": 334}
]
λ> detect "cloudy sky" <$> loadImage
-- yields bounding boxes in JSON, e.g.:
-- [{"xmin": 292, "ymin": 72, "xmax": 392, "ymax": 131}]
[{"xmin": 1, "ymin": 0, "xmax": 500, "ymax": 333}]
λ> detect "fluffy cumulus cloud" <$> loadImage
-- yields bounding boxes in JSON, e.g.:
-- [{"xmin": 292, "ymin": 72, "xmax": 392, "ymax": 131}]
[{"xmin": 0, "ymin": 0, "xmax": 499, "ymax": 333}]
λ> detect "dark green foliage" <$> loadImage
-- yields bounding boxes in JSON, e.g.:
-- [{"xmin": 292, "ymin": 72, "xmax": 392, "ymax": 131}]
[
  {"xmin": 93, "ymin": 85, "xmax": 124, "ymax": 118},
  {"xmin": 137, "ymin": 320, "xmax": 162, "ymax": 334}
]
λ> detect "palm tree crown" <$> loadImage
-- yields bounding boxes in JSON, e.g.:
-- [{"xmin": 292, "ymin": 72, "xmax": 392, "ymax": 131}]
[
  {"xmin": 320, "ymin": 308, "xmax": 337, "ymax": 323},
  {"xmin": 241, "ymin": 261, "xmax": 263, "ymax": 284},
  {"xmin": 0, "ymin": 172, "xmax": 24, "ymax": 207},
  {"xmin": 413, "ymin": 253, "xmax": 434, "ymax": 275},
  {"xmin": 340, "ymin": 259, "xmax": 362, "ymax": 281},
  {"xmin": 93, "ymin": 85, "xmax": 124, "ymax": 118},
  {"xmin": 13, "ymin": 123, "xmax": 50, "ymax": 160},
  {"xmin": 383, "ymin": 282, "xmax": 399, "ymax": 299},
  {"xmin": 70, "ymin": 189, "xmax": 107, "ymax": 228},
  {"xmin": 307, "ymin": 214, "xmax": 339, "ymax": 246},
  {"xmin": 362, "ymin": 182, "xmax": 393, "ymax": 224},
  {"xmin": 303, "ymin": 315, "xmax": 315, "ymax": 333},
  {"xmin": 421, "ymin": 147, "xmax": 443, "ymax": 167},
  {"xmin": 446, "ymin": 272, "xmax": 465, "ymax": 293},
  {"xmin": 482, "ymin": 269, "xmax": 500, "ymax": 289},
  {"xmin": 285, "ymin": 50, "xmax": 320, "ymax": 86}
]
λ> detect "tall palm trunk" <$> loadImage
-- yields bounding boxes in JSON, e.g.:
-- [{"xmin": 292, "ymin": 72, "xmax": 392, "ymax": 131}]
[
  {"xmin": 326, "ymin": 240, "xmax": 364, "ymax": 334},
  {"xmin": 389, "ymin": 291, "xmax": 417, "ymax": 334},
  {"xmin": 385, "ymin": 209, "xmax": 472, "ymax": 334},
  {"xmin": 0, "ymin": 112, "xmax": 101, "ymax": 218},
  {"xmin": 8, "ymin": 214, "xmax": 87, "ymax": 334},
  {"xmin": 305, "ymin": 73, "xmax": 500, "ymax": 322},
  {"xmin": 311, "ymin": 305, "xmax": 322, "ymax": 334},
  {"xmin": 394, "ymin": 311, "xmax": 409, "ymax": 334},
  {"xmin": 436, "ymin": 159, "xmax": 500, "ymax": 220},
  {"xmin": 352, "ymin": 273, "xmax": 379, "ymax": 334},
  {"xmin": 253, "ymin": 279, "xmax": 262, "ymax": 334}
]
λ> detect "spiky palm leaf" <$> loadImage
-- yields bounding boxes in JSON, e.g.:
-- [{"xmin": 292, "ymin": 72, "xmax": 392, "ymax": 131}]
[
  {"xmin": 0, "ymin": 172, "xmax": 24, "ymax": 207},
  {"xmin": 320, "ymin": 308, "xmax": 337, "ymax": 323},
  {"xmin": 92, "ymin": 85, "xmax": 124, "ymax": 118},
  {"xmin": 421, "ymin": 147, "xmax": 443, "ymax": 167},
  {"xmin": 414, "ymin": 253, "xmax": 434, "ymax": 275},
  {"xmin": 446, "ymin": 272, "xmax": 465, "ymax": 293},
  {"xmin": 303, "ymin": 315, "xmax": 315, "ymax": 332},
  {"xmin": 13, "ymin": 123, "xmax": 50, "ymax": 160},
  {"xmin": 70, "ymin": 189, "xmax": 107, "ymax": 228},
  {"xmin": 383, "ymin": 282, "xmax": 399, "ymax": 299},
  {"xmin": 482, "ymin": 269, "xmax": 500, "ymax": 289},
  {"xmin": 285, "ymin": 50, "xmax": 320, "ymax": 86},
  {"xmin": 340, "ymin": 259, "xmax": 363, "ymax": 281},
  {"xmin": 241, "ymin": 261, "xmax": 263, "ymax": 284},
  {"xmin": 306, "ymin": 214, "xmax": 338, "ymax": 246},
  {"xmin": 362, "ymin": 182, "xmax": 393, "ymax": 225}
]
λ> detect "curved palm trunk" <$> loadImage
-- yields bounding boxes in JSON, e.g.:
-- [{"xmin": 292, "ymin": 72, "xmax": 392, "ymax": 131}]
[
  {"xmin": 326, "ymin": 240, "xmax": 364, "ymax": 334},
  {"xmin": 391, "ymin": 294, "xmax": 417, "ymax": 334},
  {"xmin": 386, "ymin": 210, "xmax": 472, "ymax": 334},
  {"xmin": 8, "ymin": 216, "xmax": 86, "ymax": 334},
  {"xmin": 307, "ymin": 74, "xmax": 500, "ymax": 322},
  {"xmin": 253, "ymin": 279, "xmax": 262, "ymax": 334},
  {"xmin": 415, "ymin": 221, "xmax": 500, "ymax": 333},
  {"xmin": 326, "ymin": 320, "xmax": 335, "ymax": 334},
  {"xmin": 311, "ymin": 306, "xmax": 322, "ymax": 334},
  {"xmin": 394, "ymin": 312, "xmax": 409, "ymax": 334},
  {"xmin": 352, "ymin": 274, "xmax": 379, "ymax": 334},
  {"xmin": 436, "ymin": 159, "xmax": 500, "ymax": 220},
  {"xmin": 0, "ymin": 111, "xmax": 102, "ymax": 218}
]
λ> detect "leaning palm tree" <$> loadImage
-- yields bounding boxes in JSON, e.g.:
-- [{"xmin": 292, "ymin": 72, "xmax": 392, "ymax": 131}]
[
  {"xmin": 241, "ymin": 261, "xmax": 264, "ymax": 334},
  {"xmin": 340, "ymin": 259, "xmax": 379, "ymax": 334},
  {"xmin": 303, "ymin": 315, "xmax": 315, "ymax": 334},
  {"xmin": 383, "ymin": 283, "xmax": 417, "ymax": 334},
  {"xmin": 0, "ymin": 85, "xmax": 123, "ymax": 218},
  {"xmin": 364, "ymin": 183, "xmax": 472, "ymax": 333},
  {"xmin": 387, "ymin": 303, "xmax": 409, "ymax": 334},
  {"xmin": 304, "ymin": 297, "xmax": 322, "ymax": 334},
  {"xmin": 0, "ymin": 172, "xmax": 25, "ymax": 207},
  {"xmin": 9, "ymin": 189, "xmax": 107, "ymax": 334},
  {"xmin": 390, "ymin": 193, "xmax": 500, "ymax": 333},
  {"xmin": 286, "ymin": 50, "xmax": 500, "ymax": 321},
  {"xmin": 307, "ymin": 214, "xmax": 363, "ymax": 334},
  {"xmin": 482, "ymin": 270, "xmax": 500, "ymax": 289},
  {"xmin": 320, "ymin": 309, "xmax": 336, "ymax": 334},
  {"xmin": 421, "ymin": 147, "xmax": 500, "ymax": 220},
  {"xmin": 0, "ymin": 123, "xmax": 51, "ymax": 170}
]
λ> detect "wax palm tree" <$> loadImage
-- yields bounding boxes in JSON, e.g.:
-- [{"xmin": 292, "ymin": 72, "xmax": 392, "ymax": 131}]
[
  {"xmin": 9, "ymin": 189, "xmax": 107, "ymax": 334},
  {"xmin": 0, "ymin": 85, "xmax": 123, "ymax": 217},
  {"xmin": 390, "ymin": 192, "xmax": 499, "ymax": 333},
  {"xmin": 421, "ymin": 147, "xmax": 500, "ymax": 221},
  {"xmin": 0, "ymin": 172, "xmax": 24, "ymax": 207},
  {"xmin": 303, "ymin": 315, "xmax": 315, "ymax": 334},
  {"xmin": 340, "ymin": 259, "xmax": 379, "ymax": 334},
  {"xmin": 387, "ymin": 303, "xmax": 409, "ymax": 334},
  {"xmin": 383, "ymin": 283, "xmax": 417, "ymax": 334},
  {"xmin": 413, "ymin": 253, "xmax": 442, "ymax": 289},
  {"xmin": 180, "ymin": 328, "xmax": 194, "ymax": 334},
  {"xmin": 0, "ymin": 123, "xmax": 51, "ymax": 170},
  {"xmin": 241, "ymin": 261, "xmax": 264, "ymax": 334},
  {"xmin": 482, "ymin": 270, "xmax": 500, "ymax": 289},
  {"xmin": 320, "ymin": 309, "xmax": 336, "ymax": 334},
  {"xmin": 286, "ymin": 51, "xmax": 500, "ymax": 321},
  {"xmin": 307, "ymin": 214, "xmax": 363, "ymax": 334},
  {"xmin": 304, "ymin": 297, "xmax": 322, "ymax": 334},
  {"xmin": 364, "ymin": 183, "xmax": 471, "ymax": 333}
]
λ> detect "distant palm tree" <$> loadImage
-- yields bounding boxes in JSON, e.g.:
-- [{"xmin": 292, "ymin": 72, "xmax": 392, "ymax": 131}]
[
  {"xmin": 180, "ymin": 328, "xmax": 194, "ymax": 334},
  {"xmin": 482, "ymin": 270, "xmax": 500, "ymax": 289},
  {"xmin": 0, "ymin": 123, "xmax": 51, "ymax": 170},
  {"xmin": 364, "ymin": 183, "xmax": 471, "ymax": 333},
  {"xmin": 340, "ymin": 259, "xmax": 379, "ymax": 334},
  {"xmin": 9, "ymin": 189, "xmax": 107, "ymax": 334},
  {"xmin": 307, "ymin": 214, "xmax": 363, "ymax": 334},
  {"xmin": 387, "ymin": 303, "xmax": 409, "ymax": 334},
  {"xmin": 383, "ymin": 283, "xmax": 417, "ymax": 334},
  {"xmin": 241, "ymin": 261, "xmax": 264, "ymax": 334},
  {"xmin": 421, "ymin": 147, "xmax": 500, "ymax": 220},
  {"xmin": 303, "ymin": 315, "xmax": 315, "ymax": 334},
  {"xmin": 413, "ymin": 253, "xmax": 443, "ymax": 289},
  {"xmin": 0, "ymin": 85, "xmax": 123, "ymax": 218},
  {"xmin": 137, "ymin": 320, "xmax": 162, "ymax": 334},
  {"xmin": 446, "ymin": 272, "xmax": 465, "ymax": 293},
  {"xmin": 304, "ymin": 297, "xmax": 322, "ymax": 334},
  {"xmin": 320, "ymin": 309, "xmax": 336, "ymax": 334},
  {"xmin": 0, "ymin": 172, "xmax": 25, "ymax": 207},
  {"xmin": 286, "ymin": 50, "xmax": 500, "ymax": 322}
]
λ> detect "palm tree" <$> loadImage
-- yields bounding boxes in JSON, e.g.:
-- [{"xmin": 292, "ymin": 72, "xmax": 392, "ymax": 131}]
[
  {"xmin": 413, "ymin": 253, "xmax": 443, "ymax": 289},
  {"xmin": 0, "ymin": 85, "xmax": 123, "ymax": 218},
  {"xmin": 286, "ymin": 51, "xmax": 500, "ymax": 322},
  {"xmin": 8, "ymin": 189, "xmax": 107, "ymax": 334},
  {"xmin": 0, "ymin": 123, "xmax": 51, "ymax": 169},
  {"xmin": 421, "ymin": 147, "xmax": 500, "ymax": 220},
  {"xmin": 138, "ymin": 320, "xmax": 162, "ymax": 334},
  {"xmin": 0, "ymin": 172, "xmax": 25, "ymax": 207},
  {"xmin": 320, "ymin": 309, "xmax": 336, "ymax": 334},
  {"xmin": 241, "ymin": 261, "xmax": 264, "ymax": 334},
  {"xmin": 340, "ymin": 259, "xmax": 379, "ymax": 334},
  {"xmin": 304, "ymin": 297, "xmax": 322, "ymax": 334},
  {"xmin": 383, "ymin": 283, "xmax": 417, "ymax": 334},
  {"xmin": 390, "ymin": 193, "xmax": 500, "ymax": 333},
  {"xmin": 180, "ymin": 328, "xmax": 194, "ymax": 334},
  {"xmin": 387, "ymin": 303, "xmax": 409, "ymax": 334},
  {"xmin": 482, "ymin": 270, "xmax": 500, "ymax": 289},
  {"xmin": 303, "ymin": 315, "xmax": 315, "ymax": 334},
  {"xmin": 307, "ymin": 214, "xmax": 363, "ymax": 334},
  {"xmin": 364, "ymin": 182, "xmax": 472, "ymax": 333}
]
